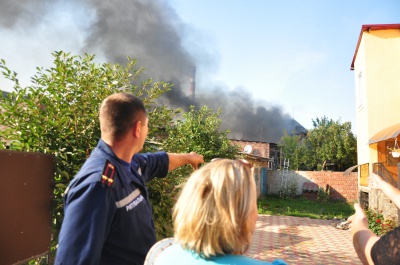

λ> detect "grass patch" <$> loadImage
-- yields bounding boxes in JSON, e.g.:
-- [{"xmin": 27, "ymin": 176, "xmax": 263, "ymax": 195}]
[{"xmin": 257, "ymin": 194, "xmax": 355, "ymax": 220}]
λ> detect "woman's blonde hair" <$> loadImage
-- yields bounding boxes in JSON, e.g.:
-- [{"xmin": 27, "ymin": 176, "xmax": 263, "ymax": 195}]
[{"xmin": 173, "ymin": 158, "xmax": 256, "ymax": 258}]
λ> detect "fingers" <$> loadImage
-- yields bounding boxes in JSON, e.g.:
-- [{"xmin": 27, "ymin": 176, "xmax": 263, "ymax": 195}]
[
  {"xmin": 348, "ymin": 203, "xmax": 362, "ymax": 224},
  {"xmin": 352, "ymin": 203, "xmax": 368, "ymax": 227},
  {"xmin": 348, "ymin": 203, "xmax": 366, "ymax": 229},
  {"xmin": 189, "ymin": 152, "xmax": 204, "ymax": 169}
]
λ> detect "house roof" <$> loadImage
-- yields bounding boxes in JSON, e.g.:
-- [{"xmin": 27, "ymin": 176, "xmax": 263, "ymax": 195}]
[
  {"xmin": 228, "ymin": 118, "xmax": 307, "ymax": 144},
  {"xmin": 350, "ymin": 24, "xmax": 400, "ymax": 70},
  {"xmin": 1, "ymin": 90, "xmax": 9, "ymax": 97},
  {"xmin": 284, "ymin": 118, "xmax": 308, "ymax": 136}
]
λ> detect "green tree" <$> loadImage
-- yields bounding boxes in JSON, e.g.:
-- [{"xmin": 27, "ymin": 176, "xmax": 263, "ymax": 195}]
[
  {"xmin": 306, "ymin": 116, "xmax": 357, "ymax": 171},
  {"xmin": 0, "ymin": 51, "xmax": 173, "ymax": 252},
  {"xmin": 278, "ymin": 116, "xmax": 357, "ymax": 171},
  {"xmin": 148, "ymin": 105, "xmax": 240, "ymax": 238},
  {"xmin": 0, "ymin": 51, "xmax": 241, "ymax": 252},
  {"xmin": 279, "ymin": 130, "xmax": 307, "ymax": 170},
  {"xmin": 165, "ymin": 106, "xmax": 239, "ymax": 161}
]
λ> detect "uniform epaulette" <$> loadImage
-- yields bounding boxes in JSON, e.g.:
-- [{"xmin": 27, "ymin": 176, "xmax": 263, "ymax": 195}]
[{"xmin": 100, "ymin": 160, "xmax": 116, "ymax": 187}]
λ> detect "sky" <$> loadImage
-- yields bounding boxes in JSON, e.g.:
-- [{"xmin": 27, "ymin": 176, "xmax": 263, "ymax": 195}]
[{"xmin": 0, "ymin": 0, "xmax": 399, "ymax": 142}]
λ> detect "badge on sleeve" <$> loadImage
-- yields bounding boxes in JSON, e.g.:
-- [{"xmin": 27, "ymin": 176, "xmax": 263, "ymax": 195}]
[{"xmin": 101, "ymin": 160, "xmax": 116, "ymax": 187}]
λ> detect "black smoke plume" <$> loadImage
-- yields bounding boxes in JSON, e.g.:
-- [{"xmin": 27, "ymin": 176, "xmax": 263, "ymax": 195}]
[{"xmin": 0, "ymin": 0, "xmax": 301, "ymax": 143}]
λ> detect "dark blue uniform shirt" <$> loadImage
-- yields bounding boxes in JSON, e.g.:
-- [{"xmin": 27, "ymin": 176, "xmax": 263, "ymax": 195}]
[{"xmin": 55, "ymin": 139, "xmax": 169, "ymax": 265}]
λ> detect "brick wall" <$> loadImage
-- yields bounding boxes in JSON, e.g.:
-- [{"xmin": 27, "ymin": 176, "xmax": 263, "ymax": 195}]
[
  {"xmin": 266, "ymin": 170, "xmax": 358, "ymax": 202},
  {"xmin": 231, "ymin": 140, "xmax": 271, "ymax": 157}
]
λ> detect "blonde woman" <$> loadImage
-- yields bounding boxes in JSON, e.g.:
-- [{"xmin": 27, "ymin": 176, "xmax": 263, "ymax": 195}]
[{"xmin": 145, "ymin": 159, "xmax": 287, "ymax": 265}]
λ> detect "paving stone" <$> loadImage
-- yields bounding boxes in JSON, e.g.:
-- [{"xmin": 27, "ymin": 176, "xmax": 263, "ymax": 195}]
[{"xmin": 245, "ymin": 215, "xmax": 362, "ymax": 265}]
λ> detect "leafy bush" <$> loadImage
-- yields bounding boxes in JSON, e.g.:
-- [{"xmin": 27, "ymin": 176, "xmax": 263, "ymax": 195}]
[
  {"xmin": 0, "ymin": 51, "xmax": 240, "ymax": 250},
  {"xmin": 366, "ymin": 208, "xmax": 397, "ymax": 235},
  {"xmin": 152, "ymin": 105, "xmax": 240, "ymax": 238},
  {"xmin": 0, "ymin": 51, "xmax": 172, "ymax": 252},
  {"xmin": 279, "ymin": 181, "xmax": 298, "ymax": 199},
  {"xmin": 164, "ymin": 106, "xmax": 239, "ymax": 161},
  {"xmin": 317, "ymin": 186, "xmax": 330, "ymax": 202}
]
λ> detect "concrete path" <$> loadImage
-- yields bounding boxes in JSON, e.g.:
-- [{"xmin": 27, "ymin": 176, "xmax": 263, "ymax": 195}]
[{"xmin": 246, "ymin": 215, "xmax": 362, "ymax": 265}]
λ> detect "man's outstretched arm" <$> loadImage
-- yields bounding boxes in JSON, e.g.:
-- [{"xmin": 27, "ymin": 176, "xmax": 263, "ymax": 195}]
[
  {"xmin": 369, "ymin": 173, "xmax": 400, "ymax": 209},
  {"xmin": 167, "ymin": 152, "xmax": 204, "ymax": 171}
]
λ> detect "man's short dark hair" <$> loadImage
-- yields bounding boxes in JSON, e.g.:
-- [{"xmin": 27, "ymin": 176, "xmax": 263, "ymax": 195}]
[{"xmin": 99, "ymin": 92, "xmax": 147, "ymax": 141}]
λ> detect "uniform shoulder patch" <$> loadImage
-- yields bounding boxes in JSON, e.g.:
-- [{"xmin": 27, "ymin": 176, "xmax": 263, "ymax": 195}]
[{"xmin": 100, "ymin": 160, "xmax": 116, "ymax": 187}]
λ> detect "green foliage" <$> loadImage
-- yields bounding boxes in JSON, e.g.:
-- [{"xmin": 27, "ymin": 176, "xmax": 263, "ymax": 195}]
[
  {"xmin": 0, "ymin": 51, "xmax": 240, "ymax": 255},
  {"xmin": 165, "ymin": 106, "xmax": 239, "ymax": 161},
  {"xmin": 279, "ymin": 131, "xmax": 307, "ymax": 170},
  {"xmin": 149, "ymin": 105, "xmax": 240, "ymax": 238},
  {"xmin": 278, "ymin": 116, "xmax": 357, "ymax": 171},
  {"xmin": 0, "ymin": 51, "xmax": 172, "ymax": 252},
  {"xmin": 307, "ymin": 116, "xmax": 357, "ymax": 171},
  {"xmin": 317, "ymin": 187, "xmax": 331, "ymax": 202},
  {"xmin": 279, "ymin": 180, "xmax": 298, "ymax": 199},
  {"xmin": 366, "ymin": 208, "xmax": 397, "ymax": 235},
  {"xmin": 258, "ymin": 194, "xmax": 354, "ymax": 220}
]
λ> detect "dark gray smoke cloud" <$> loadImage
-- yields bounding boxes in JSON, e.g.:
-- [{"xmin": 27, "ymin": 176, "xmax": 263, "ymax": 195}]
[
  {"xmin": 84, "ymin": 0, "xmax": 195, "ymax": 81},
  {"xmin": 196, "ymin": 86, "xmax": 293, "ymax": 143},
  {"xmin": 0, "ymin": 0, "xmax": 304, "ymax": 143},
  {"xmin": 0, "ymin": 0, "xmax": 51, "ymax": 28},
  {"xmin": 83, "ymin": 0, "xmax": 202, "ymax": 112}
]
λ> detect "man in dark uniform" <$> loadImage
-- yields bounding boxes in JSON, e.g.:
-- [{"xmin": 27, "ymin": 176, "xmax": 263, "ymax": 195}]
[{"xmin": 55, "ymin": 92, "xmax": 204, "ymax": 265}]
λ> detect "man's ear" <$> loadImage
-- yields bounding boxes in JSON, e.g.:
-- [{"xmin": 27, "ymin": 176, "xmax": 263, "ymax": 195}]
[{"xmin": 133, "ymin": 120, "xmax": 141, "ymax": 138}]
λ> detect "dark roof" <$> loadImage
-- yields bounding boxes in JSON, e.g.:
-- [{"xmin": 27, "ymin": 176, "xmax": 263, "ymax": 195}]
[
  {"xmin": 229, "ymin": 118, "xmax": 308, "ymax": 144},
  {"xmin": 1, "ymin": 90, "xmax": 9, "ymax": 98},
  {"xmin": 284, "ymin": 118, "xmax": 308, "ymax": 136}
]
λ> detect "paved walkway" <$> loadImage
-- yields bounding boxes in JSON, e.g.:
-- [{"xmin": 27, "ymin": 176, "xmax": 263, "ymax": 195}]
[{"xmin": 246, "ymin": 215, "xmax": 362, "ymax": 265}]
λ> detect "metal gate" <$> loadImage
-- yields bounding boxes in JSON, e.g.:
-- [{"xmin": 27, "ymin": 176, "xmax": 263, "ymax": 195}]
[
  {"xmin": 0, "ymin": 150, "xmax": 54, "ymax": 265},
  {"xmin": 260, "ymin": 167, "xmax": 267, "ymax": 195}
]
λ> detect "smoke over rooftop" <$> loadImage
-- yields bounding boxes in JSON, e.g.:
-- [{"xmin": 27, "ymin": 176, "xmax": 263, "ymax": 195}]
[{"xmin": 0, "ymin": 0, "xmax": 304, "ymax": 143}]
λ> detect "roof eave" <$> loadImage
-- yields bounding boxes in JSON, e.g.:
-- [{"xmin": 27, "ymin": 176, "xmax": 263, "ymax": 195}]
[{"xmin": 350, "ymin": 24, "xmax": 400, "ymax": 71}]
